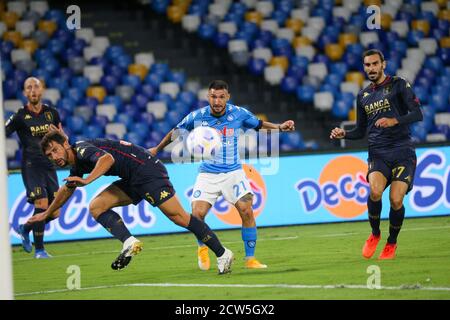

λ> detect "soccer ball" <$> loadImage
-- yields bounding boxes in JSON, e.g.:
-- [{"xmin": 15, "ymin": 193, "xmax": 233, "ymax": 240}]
[{"xmin": 186, "ymin": 126, "xmax": 222, "ymax": 160}]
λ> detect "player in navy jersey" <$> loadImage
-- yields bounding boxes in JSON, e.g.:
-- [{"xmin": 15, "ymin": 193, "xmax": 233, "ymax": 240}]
[
  {"xmin": 5, "ymin": 77, "xmax": 65, "ymax": 258},
  {"xmin": 150, "ymin": 80, "xmax": 295, "ymax": 270},
  {"xmin": 330, "ymin": 49, "xmax": 423, "ymax": 260},
  {"xmin": 27, "ymin": 131, "xmax": 234, "ymax": 274}
]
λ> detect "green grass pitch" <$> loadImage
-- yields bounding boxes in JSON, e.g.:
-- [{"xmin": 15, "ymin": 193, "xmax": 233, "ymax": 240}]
[{"xmin": 12, "ymin": 216, "xmax": 450, "ymax": 300}]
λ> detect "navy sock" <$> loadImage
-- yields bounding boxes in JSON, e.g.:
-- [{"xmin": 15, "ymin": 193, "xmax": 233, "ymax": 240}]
[
  {"xmin": 367, "ymin": 197, "xmax": 382, "ymax": 236},
  {"xmin": 388, "ymin": 206, "xmax": 405, "ymax": 244},
  {"xmin": 96, "ymin": 210, "xmax": 131, "ymax": 243},
  {"xmin": 32, "ymin": 208, "xmax": 46, "ymax": 250},
  {"xmin": 187, "ymin": 215, "xmax": 225, "ymax": 257}
]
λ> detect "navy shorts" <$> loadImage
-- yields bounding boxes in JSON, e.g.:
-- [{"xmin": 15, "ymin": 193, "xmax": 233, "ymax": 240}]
[
  {"xmin": 112, "ymin": 159, "xmax": 175, "ymax": 207},
  {"xmin": 21, "ymin": 165, "xmax": 59, "ymax": 204},
  {"xmin": 367, "ymin": 155, "xmax": 417, "ymax": 194}
]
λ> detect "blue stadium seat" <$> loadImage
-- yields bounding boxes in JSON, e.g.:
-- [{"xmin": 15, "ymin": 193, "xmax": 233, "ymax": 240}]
[
  {"xmin": 91, "ymin": 115, "xmax": 109, "ymax": 128},
  {"xmin": 280, "ymin": 75, "xmax": 299, "ymax": 93},
  {"xmin": 140, "ymin": 112, "xmax": 156, "ymax": 127},
  {"xmin": 287, "ymin": 64, "xmax": 306, "ymax": 81},
  {"xmin": 296, "ymin": 85, "xmax": 315, "ymax": 103},
  {"xmin": 3, "ymin": 79, "xmax": 18, "ymax": 99},
  {"xmin": 114, "ymin": 113, "xmax": 133, "ymax": 129},
  {"xmin": 66, "ymin": 115, "xmax": 85, "ymax": 134},
  {"xmin": 105, "ymin": 64, "xmax": 125, "ymax": 79},
  {"xmin": 71, "ymin": 76, "xmax": 90, "ymax": 93},
  {"xmin": 56, "ymin": 97, "xmax": 76, "ymax": 113},
  {"xmin": 122, "ymin": 74, "xmax": 142, "ymax": 90},
  {"xmin": 144, "ymin": 72, "xmax": 164, "ymax": 88},
  {"xmin": 48, "ymin": 77, "xmax": 68, "ymax": 92},
  {"xmin": 248, "ymin": 57, "xmax": 266, "ymax": 76},
  {"xmin": 101, "ymin": 75, "xmax": 120, "ymax": 94},
  {"xmin": 138, "ymin": 83, "xmax": 157, "ymax": 100},
  {"xmin": 103, "ymin": 95, "xmax": 124, "ymax": 111},
  {"xmin": 82, "ymin": 96, "xmax": 99, "ymax": 109},
  {"xmin": 124, "ymin": 132, "xmax": 144, "ymax": 147},
  {"xmin": 178, "ymin": 91, "xmax": 197, "ymax": 108},
  {"xmin": 131, "ymin": 93, "xmax": 149, "ymax": 110},
  {"xmin": 83, "ymin": 125, "xmax": 104, "ymax": 139}
]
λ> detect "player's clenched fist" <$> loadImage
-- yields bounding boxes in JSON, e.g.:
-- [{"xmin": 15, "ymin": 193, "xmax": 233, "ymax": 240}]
[{"xmin": 330, "ymin": 127, "xmax": 346, "ymax": 139}]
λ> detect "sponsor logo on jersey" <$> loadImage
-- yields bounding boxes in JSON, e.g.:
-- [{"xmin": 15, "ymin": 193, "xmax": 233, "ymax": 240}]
[{"xmin": 24, "ymin": 114, "xmax": 32, "ymax": 120}]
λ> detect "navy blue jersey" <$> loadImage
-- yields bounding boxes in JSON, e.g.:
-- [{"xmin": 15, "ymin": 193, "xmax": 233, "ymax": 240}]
[
  {"xmin": 69, "ymin": 139, "xmax": 157, "ymax": 182},
  {"xmin": 5, "ymin": 104, "xmax": 61, "ymax": 169},
  {"xmin": 346, "ymin": 76, "xmax": 423, "ymax": 160}
]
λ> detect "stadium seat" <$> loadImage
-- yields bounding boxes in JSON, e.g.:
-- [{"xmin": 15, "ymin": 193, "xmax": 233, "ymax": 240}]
[
  {"xmin": 146, "ymin": 101, "xmax": 168, "ymax": 120},
  {"xmin": 42, "ymin": 88, "xmax": 60, "ymax": 105},
  {"xmin": 1, "ymin": 11, "xmax": 20, "ymax": 29},
  {"xmin": 83, "ymin": 65, "xmax": 103, "ymax": 84},
  {"xmin": 74, "ymin": 106, "xmax": 94, "ymax": 122},
  {"xmin": 160, "ymin": 82, "xmax": 180, "ymax": 99},
  {"xmin": 105, "ymin": 122, "xmax": 127, "ymax": 139},
  {"xmin": 83, "ymin": 46, "xmax": 102, "ymax": 62},
  {"xmin": 3, "ymin": 30, "xmax": 23, "ymax": 47},
  {"xmin": 182, "ymin": 14, "xmax": 201, "ymax": 33},
  {"xmin": 29, "ymin": 1, "xmax": 49, "ymax": 16},
  {"xmin": 264, "ymin": 65, "xmax": 284, "ymax": 85},
  {"xmin": 4, "ymin": 99, "xmax": 22, "ymax": 113},
  {"xmin": 128, "ymin": 63, "xmax": 148, "ymax": 81},
  {"xmin": 87, "ymin": 86, "xmax": 107, "ymax": 103},
  {"xmin": 38, "ymin": 20, "xmax": 57, "ymax": 36},
  {"xmin": 115, "ymin": 85, "xmax": 135, "ymax": 103},
  {"xmin": 6, "ymin": 138, "xmax": 19, "ymax": 158},
  {"xmin": 314, "ymin": 92, "xmax": 333, "ymax": 112},
  {"xmin": 10, "ymin": 48, "xmax": 30, "ymax": 64},
  {"xmin": 308, "ymin": 62, "xmax": 327, "ymax": 81},
  {"xmin": 96, "ymin": 103, "xmax": 117, "ymax": 121},
  {"xmin": 295, "ymin": 45, "xmax": 315, "ymax": 61},
  {"xmin": 76, "ymin": 28, "xmax": 95, "ymax": 44},
  {"xmin": 15, "ymin": 20, "xmax": 35, "ymax": 38}
]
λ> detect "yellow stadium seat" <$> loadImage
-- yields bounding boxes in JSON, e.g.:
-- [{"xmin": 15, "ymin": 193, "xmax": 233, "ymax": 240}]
[
  {"xmin": 1, "ymin": 11, "xmax": 19, "ymax": 29},
  {"xmin": 173, "ymin": 0, "xmax": 191, "ymax": 6},
  {"xmin": 364, "ymin": 0, "xmax": 381, "ymax": 6},
  {"xmin": 381, "ymin": 13, "xmax": 392, "ymax": 30},
  {"xmin": 20, "ymin": 39, "xmax": 38, "ymax": 55},
  {"xmin": 435, "ymin": 0, "xmax": 447, "ymax": 9},
  {"xmin": 440, "ymin": 37, "xmax": 450, "ymax": 48},
  {"xmin": 348, "ymin": 108, "xmax": 356, "ymax": 122},
  {"xmin": 245, "ymin": 11, "xmax": 262, "ymax": 26},
  {"xmin": 412, "ymin": 20, "xmax": 430, "ymax": 36},
  {"xmin": 438, "ymin": 9, "xmax": 450, "ymax": 21},
  {"xmin": 87, "ymin": 86, "xmax": 107, "ymax": 103},
  {"xmin": 256, "ymin": 113, "xmax": 268, "ymax": 122},
  {"xmin": 325, "ymin": 43, "xmax": 344, "ymax": 61},
  {"xmin": 270, "ymin": 56, "xmax": 289, "ymax": 72},
  {"xmin": 128, "ymin": 63, "xmax": 148, "ymax": 80},
  {"xmin": 285, "ymin": 18, "xmax": 304, "ymax": 34},
  {"xmin": 339, "ymin": 33, "xmax": 357, "ymax": 47},
  {"xmin": 292, "ymin": 36, "xmax": 311, "ymax": 48},
  {"xmin": 38, "ymin": 20, "xmax": 57, "ymax": 36},
  {"xmin": 3, "ymin": 31, "xmax": 22, "ymax": 47},
  {"xmin": 346, "ymin": 72, "xmax": 365, "ymax": 87},
  {"xmin": 167, "ymin": 5, "xmax": 185, "ymax": 23}
]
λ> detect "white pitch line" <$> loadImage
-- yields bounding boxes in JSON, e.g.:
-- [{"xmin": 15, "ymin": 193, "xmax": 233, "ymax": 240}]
[
  {"xmin": 15, "ymin": 282, "xmax": 450, "ymax": 297},
  {"xmin": 13, "ymin": 236, "xmax": 299, "ymax": 262}
]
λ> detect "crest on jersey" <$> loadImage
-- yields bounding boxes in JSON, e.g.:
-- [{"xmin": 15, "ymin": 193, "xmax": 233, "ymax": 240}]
[
  {"xmin": 44, "ymin": 112, "xmax": 53, "ymax": 122},
  {"xmin": 227, "ymin": 115, "xmax": 234, "ymax": 122},
  {"xmin": 383, "ymin": 85, "xmax": 392, "ymax": 95}
]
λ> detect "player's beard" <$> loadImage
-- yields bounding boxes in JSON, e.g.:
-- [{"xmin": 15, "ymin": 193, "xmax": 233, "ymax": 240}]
[
  {"xmin": 368, "ymin": 69, "xmax": 383, "ymax": 83},
  {"xmin": 28, "ymin": 94, "xmax": 41, "ymax": 106},
  {"xmin": 55, "ymin": 149, "xmax": 69, "ymax": 167},
  {"xmin": 211, "ymin": 104, "xmax": 226, "ymax": 116}
]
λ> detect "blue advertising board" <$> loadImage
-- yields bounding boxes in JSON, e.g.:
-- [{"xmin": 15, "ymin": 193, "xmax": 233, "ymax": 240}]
[{"xmin": 8, "ymin": 146, "xmax": 450, "ymax": 244}]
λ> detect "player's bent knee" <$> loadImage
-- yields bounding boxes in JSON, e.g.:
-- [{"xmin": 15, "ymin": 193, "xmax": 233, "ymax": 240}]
[
  {"xmin": 370, "ymin": 190, "xmax": 383, "ymax": 201},
  {"xmin": 389, "ymin": 198, "xmax": 404, "ymax": 210}
]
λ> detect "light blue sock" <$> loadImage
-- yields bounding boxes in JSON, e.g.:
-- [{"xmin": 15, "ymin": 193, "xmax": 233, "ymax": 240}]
[{"xmin": 242, "ymin": 227, "xmax": 257, "ymax": 258}]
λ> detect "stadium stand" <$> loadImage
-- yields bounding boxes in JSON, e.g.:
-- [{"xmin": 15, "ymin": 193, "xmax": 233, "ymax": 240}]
[{"xmin": 2, "ymin": 0, "xmax": 450, "ymax": 169}]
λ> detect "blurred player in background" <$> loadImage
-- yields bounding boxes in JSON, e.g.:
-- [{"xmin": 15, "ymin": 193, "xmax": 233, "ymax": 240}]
[
  {"xmin": 28, "ymin": 131, "xmax": 234, "ymax": 274},
  {"xmin": 5, "ymin": 77, "xmax": 65, "ymax": 258},
  {"xmin": 150, "ymin": 80, "xmax": 295, "ymax": 270},
  {"xmin": 330, "ymin": 49, "xmax": 423, "ymax": 259}
]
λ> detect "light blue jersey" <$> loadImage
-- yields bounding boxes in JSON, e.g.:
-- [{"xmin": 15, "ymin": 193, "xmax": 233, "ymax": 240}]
[{"xmin": 176, "ymin": 103, "xmax": 262, "ymax": 173}]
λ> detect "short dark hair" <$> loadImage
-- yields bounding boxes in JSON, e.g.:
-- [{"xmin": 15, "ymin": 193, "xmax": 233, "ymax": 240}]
[
  {"xmin": 363, "ymin": 49, "xmax": 385, "ymax": 62},
  {"xmin": 208, "ymin": 80, "xmax": 229, "ymax": 91},
  {"xmin": 41, "ymin": 130, "xmax": 67, "ymax": 154}
]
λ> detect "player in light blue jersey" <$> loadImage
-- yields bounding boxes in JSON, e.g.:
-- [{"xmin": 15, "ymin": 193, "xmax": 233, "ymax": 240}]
[{"xmin": 150, "ymin": 80, "xmax": 295, "ymax": 270}]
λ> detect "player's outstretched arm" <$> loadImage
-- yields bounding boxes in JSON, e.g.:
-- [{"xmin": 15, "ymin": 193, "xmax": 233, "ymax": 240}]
[
  {"xmin": 261, "ymin": 120, "xmax": 295, "ymax": 131},
  {"xmin": 149, "ymin": 128, "xmax": 175, "ymax": 156},
  {"xmin": 65, "ymin": 153, "xmax": 115, "ymax": 187},
  {"xmin": 27, "ymin": 184, "xmax": 76, "ymax": 223}
]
